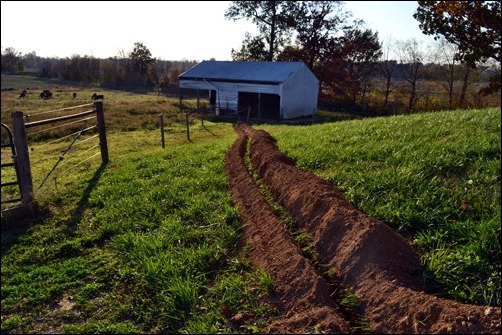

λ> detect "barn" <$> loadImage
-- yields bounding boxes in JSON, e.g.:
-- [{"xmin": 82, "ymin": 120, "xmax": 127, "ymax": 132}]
[{"xmin": 178, "ymin": 60, "xmax": 319, "ymax": 120}]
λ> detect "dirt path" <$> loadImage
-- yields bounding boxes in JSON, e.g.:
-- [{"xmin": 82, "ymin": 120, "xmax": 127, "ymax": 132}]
[{"xmin": 224, "ymin": 122, "xmax": 501, "ymax": 334}]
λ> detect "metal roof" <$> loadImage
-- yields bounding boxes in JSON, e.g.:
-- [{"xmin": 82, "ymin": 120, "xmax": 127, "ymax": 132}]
[{"xmin": 179, "ymin": 61, "xmax": 309, "ymax": 84}]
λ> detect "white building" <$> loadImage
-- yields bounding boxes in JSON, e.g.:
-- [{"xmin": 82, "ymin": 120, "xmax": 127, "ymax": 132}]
[{"xmin": 179, "ymin": 61, "xmax": 319, "ymax": 120}]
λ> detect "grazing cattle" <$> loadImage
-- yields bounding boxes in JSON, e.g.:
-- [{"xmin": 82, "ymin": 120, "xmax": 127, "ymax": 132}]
[
  {"xmin": 40, "ymin": 89, "xmax": 53, "ymax": 99},
  {"xmin": 73, "ymin": 92, "xmax": 77, "ymax": 98},
  {"xmin": 19, "ymin": 91, "xmax": 27, "ymax": 98},
  {"xmin": 91, "ymin": 93, "xmax": 104, "ymax": 100}
]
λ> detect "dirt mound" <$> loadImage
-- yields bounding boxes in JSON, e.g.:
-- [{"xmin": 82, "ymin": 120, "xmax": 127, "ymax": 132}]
[{"xmin": 224, "ymin": 122, "xmax": 501, "ymax": 334}]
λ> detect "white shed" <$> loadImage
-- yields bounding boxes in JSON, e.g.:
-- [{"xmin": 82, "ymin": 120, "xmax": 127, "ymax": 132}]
[{"xmin": 178, "ymin": 61, "xmax": 319, "ymax": 120}]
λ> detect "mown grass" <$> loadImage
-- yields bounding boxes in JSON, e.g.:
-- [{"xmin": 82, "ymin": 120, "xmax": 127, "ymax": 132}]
[{"xmin": 1, "ymin": 74, "xmax": 500, "ymax": 333}]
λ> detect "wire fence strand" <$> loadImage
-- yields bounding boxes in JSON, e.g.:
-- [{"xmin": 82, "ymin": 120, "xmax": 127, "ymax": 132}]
[
  {"xmin": 27, "ymin": 116, "xmax": 96, "ymax": 138},
  {"xmin": 25, "ymin": 103, "xmax": 94, "ymax": 117}
]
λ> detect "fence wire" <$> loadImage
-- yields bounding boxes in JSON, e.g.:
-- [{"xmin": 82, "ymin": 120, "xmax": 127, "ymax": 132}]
[
  {"xmin": 36, "ymin": 119, "xmax": 90, "ymax": 192},
  {"xmin": 27, "ymin": 116, "xmax": 96, "ymax": 138}
]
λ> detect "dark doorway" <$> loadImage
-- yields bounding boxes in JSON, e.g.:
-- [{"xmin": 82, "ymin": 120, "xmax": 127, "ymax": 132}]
[
  {"xmin": 209, "ymin": 90, "xmax": 216, "ymax": 109},
  {"xmin": 238, "ymin": 92, "xmax": 280, "ymax": 120}
]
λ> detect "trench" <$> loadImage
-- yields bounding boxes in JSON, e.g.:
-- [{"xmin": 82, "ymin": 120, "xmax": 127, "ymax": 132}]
[
  {"xmin": 225, "ymin": 126, "xmax": 351, "ymax": 333},
  {"xmin": 242, "ymin": 136, "xmax": 370, "ymax": 332},
  {"xmin": 225, "ymin": 122, "xmax": 501, "ymax": 334}
]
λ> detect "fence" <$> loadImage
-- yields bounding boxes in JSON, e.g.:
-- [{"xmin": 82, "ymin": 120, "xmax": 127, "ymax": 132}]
[{"xmin": 1, "ymin": 101, "xmax": 108, "ymax": 221}]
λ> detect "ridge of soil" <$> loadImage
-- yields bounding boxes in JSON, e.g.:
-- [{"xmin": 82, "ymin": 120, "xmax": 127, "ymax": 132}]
[{"xmin": 224, "ymin": 122, "xmax": 501, "ymax": 334}]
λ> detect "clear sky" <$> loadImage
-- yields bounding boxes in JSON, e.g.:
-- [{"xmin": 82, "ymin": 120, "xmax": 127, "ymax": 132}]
[{"xmin": 1, "ymin": 1, "xmax": 436, "ymax": 61}]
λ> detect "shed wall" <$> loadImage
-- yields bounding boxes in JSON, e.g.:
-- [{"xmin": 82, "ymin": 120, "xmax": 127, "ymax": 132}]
[{"xmin": 280, "ymin": 66, "xmax": 319, "ymax": 119}]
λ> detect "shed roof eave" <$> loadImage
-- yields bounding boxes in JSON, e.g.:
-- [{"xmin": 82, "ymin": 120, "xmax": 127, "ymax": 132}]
[{"xmin": 179, "ymin": 77, "xmax": 282, "ymax": 85}]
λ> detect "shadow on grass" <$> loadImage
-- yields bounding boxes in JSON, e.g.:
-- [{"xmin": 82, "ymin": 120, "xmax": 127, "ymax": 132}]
[
  {"xmin": 63, "ymin": 163, "xmax": 108, "ymax": 235},
  {"xmin": 1, "ymin": 163, "xmax": 108, "ymax": 256}
]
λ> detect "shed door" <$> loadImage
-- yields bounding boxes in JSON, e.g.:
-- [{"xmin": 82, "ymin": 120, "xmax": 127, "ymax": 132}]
[
  {"xmin": 209, "ymin": 90, "xmax": 216, "ymax": 108},
  {"xmin": 238, "ymin": 92, "xmax": 280, "ymax": 120}
]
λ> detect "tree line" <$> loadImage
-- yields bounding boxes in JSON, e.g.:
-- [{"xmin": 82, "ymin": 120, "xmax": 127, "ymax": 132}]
[
  {"xmin": 1, "ymin": 1, "xmax": 500, "ymax": 115},
  {"xmin": 1, "ymin": 42, "xmax": 198, "ymax": 94}
]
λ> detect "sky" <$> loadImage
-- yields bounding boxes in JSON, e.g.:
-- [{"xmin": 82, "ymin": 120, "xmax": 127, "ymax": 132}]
[{"xmin": 1, "ymin": 1, "xmax": 436, "ymax": 62}]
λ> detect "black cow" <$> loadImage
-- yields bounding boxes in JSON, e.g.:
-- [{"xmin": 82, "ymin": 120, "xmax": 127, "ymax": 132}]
[
  {"xmin": 72, "ymin": 92, "xmax": 77, "ymax": 99},
  {"xmin": 40, "ymin": 89, "xmax": 53, "ymax": 99},
  {"xmin": 19, "ymin": 91, "xmax": 27, "ymax": 98},
  {"xmin": 91, "ymin": 93, "xmax": 104, "ymax": 100}
]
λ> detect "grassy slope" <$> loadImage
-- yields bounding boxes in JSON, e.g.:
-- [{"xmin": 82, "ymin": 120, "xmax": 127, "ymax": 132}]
[{"xmin": 259, "ymin": 108, "xmax": 501, "ymax": 306}]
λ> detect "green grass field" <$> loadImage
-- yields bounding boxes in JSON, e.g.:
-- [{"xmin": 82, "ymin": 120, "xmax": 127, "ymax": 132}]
[{"xmin": 1, "ymin": 74, "xmax": 500, "ymax": 333}]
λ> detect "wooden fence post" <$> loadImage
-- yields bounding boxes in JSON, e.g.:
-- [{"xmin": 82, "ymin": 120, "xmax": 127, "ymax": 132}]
[
  {"xmin": 94, "ymin": 101, "xmax": 109, "ymax": 164},
  {"xmin": 160, "ymin": 114, "xmax": 165, "ymax": 149},
  {"xmin": 11, "ymin": 111, "xmax": 34, "ymax": 205},
  {"xmin": 186, "ymin": 112, "xmax": 190, "ymax": 141}
]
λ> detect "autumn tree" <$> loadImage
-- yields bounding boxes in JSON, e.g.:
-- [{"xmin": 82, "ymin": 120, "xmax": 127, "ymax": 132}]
[
  {"xmin": 339, "ymin": 28, "xmax": 382, "ymax": 104},
  {"xmin": 413, "ymin": 1, "xmax": 501, "ymax": 94},
  {"xmin": 225, "ymin": 1, "xmax": 291, "ymax": 61},
  {"xmin": 317, "ymin": 27, "xmax": 381, "ymax": 104},
  {"xmin": 432, "ymin": 38, "xmax": 475, "ymax": 108},
  {"xmin": 283, "ymin": 1, "xmax": 355, "ymax": 69}
]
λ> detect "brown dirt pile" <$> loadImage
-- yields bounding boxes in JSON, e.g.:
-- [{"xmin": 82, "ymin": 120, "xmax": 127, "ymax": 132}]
[{"xmin": 224, "ymin": 122, "xmax": 501, "ymax": 334}]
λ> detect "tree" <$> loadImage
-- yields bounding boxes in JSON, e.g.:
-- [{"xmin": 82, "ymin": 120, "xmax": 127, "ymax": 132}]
[
  {"xmin": 396, "ymin": 38, "xmax": 436, "ymax": 112},
  {"xmin": 225, "ymin": 1, "xmax": 291, "ymax": 61},
  {"xmin": 130, "ymin": 42, "xmax": 154, "ymax": 75},
  {"xmin": 151, "ymin": 59, "xmax": 172, "ymax": 94},
  {"xmin": 231, "ymin": 33, "xmax": 269, "ymax": 61},
  {"xmin": 378, "ymin": 37, "xmax": 399, "ymax": 111},
  {"xmin": 413, "ymin": 1, "xmax": 501, "ymax": 94},
  {"xmin": 315, "ymin": 27, "xmax": 380, "ymax": 104},
  {"xmin": 339, "ymin": 28, "xmax": 382, "ymax": 104},
  {"xmin": 284, "ymin": 1, "xmax": 355, "ymax": 69},
  {"xmin": 434, "ymin": 37, "xmax": 473, "ymax": 108},
  {"xmin": 1, "ymin": 47, "xmax": 24, "ymax": 72},
  {"xmin": 129, "ymin": 42, "xmax": 155, "ymax": 86},
  {"xmin": 22, "ymin": 51, "xmax": 42, "ymax": 70}
]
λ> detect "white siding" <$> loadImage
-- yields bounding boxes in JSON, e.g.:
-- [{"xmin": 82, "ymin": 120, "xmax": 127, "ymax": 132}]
[
  {"xmin": 180, "ymin": 80, "xmax": 281, "ymax": 112},
  {"xmin": 281, "ymin": 65, "xmax": 319, "ymax": 119}
]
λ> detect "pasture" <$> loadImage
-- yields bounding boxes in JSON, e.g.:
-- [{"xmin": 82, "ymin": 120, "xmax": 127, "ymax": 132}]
[{"xmin": 1, "ymin": 74, "xmax": 500, "ymax": 333}]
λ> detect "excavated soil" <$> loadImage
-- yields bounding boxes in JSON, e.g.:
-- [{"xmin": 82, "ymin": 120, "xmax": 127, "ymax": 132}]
[{"xmin": 224, "ymin": 122, "xmax": 501, "ymax": 334}]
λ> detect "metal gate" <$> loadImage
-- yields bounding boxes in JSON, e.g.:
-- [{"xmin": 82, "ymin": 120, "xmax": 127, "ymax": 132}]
[{"xmin": 1, "ymin": 123, "xmax": 22, "ymax": 206}]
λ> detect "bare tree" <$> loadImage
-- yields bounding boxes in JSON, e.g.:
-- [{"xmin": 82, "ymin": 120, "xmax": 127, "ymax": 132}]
[
  {"xmin": 435, "ymin": 38, "xmax": 457, "ymax": 109},
  {"xmin": 1, "ymin": 47, "xmax": 24, "ymax": 72},
  {"xmin": 396, "ymin": 38, "xmax": 436, "ymax": 112},
  {"xmin": 152, "ymin": 59, "xmax": 172, "ymax": 94},
  {"xmin": 378, "ymin": 37, "xmax": 398, "ymax": 111}
]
